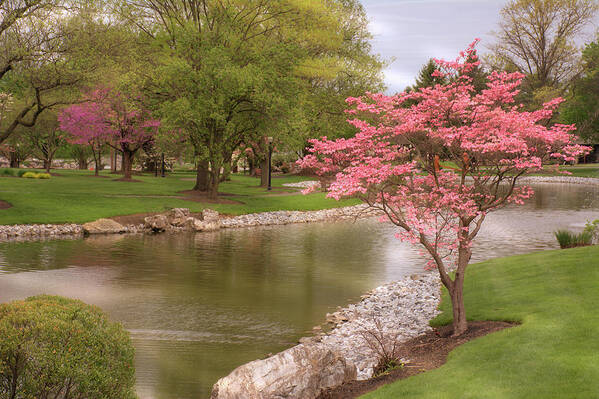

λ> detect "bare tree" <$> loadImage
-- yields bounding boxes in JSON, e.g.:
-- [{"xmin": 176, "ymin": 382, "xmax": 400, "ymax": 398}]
[{"xmin": 488, "ymin": 0, "xmax": 599, "ymax": 90}]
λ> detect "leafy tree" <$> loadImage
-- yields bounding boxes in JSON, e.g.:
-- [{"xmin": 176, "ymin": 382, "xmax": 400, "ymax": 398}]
[
  {"xmin": 0, "ymin": 295, "xmax": 136, "ymax": 399},
  {"xmin": 299, "ymin": 42, "xmax": 587, "ymax": 336},
  {"xmin": 488, "ymin": 0, "xmax": 599, "ymax": 105},
  {"xmin": 0, "ymin": 2, "xmax": 136, "ymax": 144},
  {"xmin": 59, "ymin": 87, "xmax": 160, "ymax": 179},
  {"xmin": 117, "ymin": 0, "xmax": 334, "ymax": 197},
  {"xmin": 24, "ymin": 111, "xmax": 65, "ymax": 173},
  {"xmin": 562, "ymin": 35, "xmax": 599, "ymax": 142}
]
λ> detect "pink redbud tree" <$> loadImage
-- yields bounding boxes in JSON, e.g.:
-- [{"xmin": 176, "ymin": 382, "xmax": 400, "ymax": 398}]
[
  {"xmin": 59, "ymin": 88, "xmax": 159, "ymax": 179},
  {"xmin": 299, "ymin": 41, "xmax": 588, "ymax": 336}
]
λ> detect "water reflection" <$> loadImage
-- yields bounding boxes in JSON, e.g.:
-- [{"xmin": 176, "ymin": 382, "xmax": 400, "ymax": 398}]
[{"xmin": 0, "ymin": 183, "xmax": 597, "ymax": 399}]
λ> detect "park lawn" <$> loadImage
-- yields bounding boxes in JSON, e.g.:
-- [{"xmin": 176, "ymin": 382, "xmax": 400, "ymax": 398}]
[
  {"xmin": 538, "ymin": 163, "xmax": 599, "ymax": 178},
  {"xmin": 0, "ymin": 169, "xmax": 358, "ymax": 225},
  {"xmin": 363, "ymin": 245, "xmax": 599, "ymax": 399}
]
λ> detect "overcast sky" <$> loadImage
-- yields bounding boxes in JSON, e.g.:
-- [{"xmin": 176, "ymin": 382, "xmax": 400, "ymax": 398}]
[
  {"xmin": 362, "ymin": 0, "xmax": 599, "ymax": 93},
  {"xmin": 362, "ymin": 0, "xmax": 505, "ymax": 93}
]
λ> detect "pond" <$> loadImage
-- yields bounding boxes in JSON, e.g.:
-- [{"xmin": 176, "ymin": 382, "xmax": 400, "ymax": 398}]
[{"xmin": 0, "ymin": 183, "xmax": 598, "ymax": 399}]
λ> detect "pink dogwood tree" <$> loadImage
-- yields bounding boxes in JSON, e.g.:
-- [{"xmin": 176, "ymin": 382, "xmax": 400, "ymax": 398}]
[
  {"xmin": 299, "ymin": 40, "xmax": 588, "ymax": 336},
  {"xmin": 59, "ymin": 88, "xmax": 160, "ymax": 179}
]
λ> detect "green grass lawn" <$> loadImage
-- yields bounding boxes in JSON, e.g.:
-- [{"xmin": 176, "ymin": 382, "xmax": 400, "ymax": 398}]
[
  {"xmin": 0, "ymin": 169, "xmax": 358, "ymax": 225},
  {"xmin": 363, "ymin": 245, "xmax": 599, "ymax": 399},
  {"xmin": 541, "ymin": 163, "xmax": 599, "ymax": 178}
]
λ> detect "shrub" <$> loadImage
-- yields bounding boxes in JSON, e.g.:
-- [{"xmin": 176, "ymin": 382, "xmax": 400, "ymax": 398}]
[
  {"xmin": 0, "ymin": 169, "xmax": 15, "ymax": 177},
  {"xmin": 554, "ymin": 229, "xmax": 593, "ymax": 249},
  {"xmin": 16, "ymin": 170, "xmax": 28, "ymax": 177},
  {"xmin": 583, "ymin": 219, "xmax": 599, "ymax": 244},
  {"xmin": 21, "ymin": 171, "xmax": 38, "ymax": 179},
  {"xmin": 0, "ymin": 295, "xmax": 137, "ymax": 399},
  {"xmin": 20, "ymin": 171, "xmax": 51, "ymax": 179},
  {"xmin": 357, "ymin": 315, "xmax": 405, "ymax": 377},
  {"xmin": 36, "ymin": 172, "xmax": 51, "ymax": 179}
]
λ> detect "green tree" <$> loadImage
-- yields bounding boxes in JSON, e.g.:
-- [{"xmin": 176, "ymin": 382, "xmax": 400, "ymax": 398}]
[
  {"xmin": 0, "ymin": 295, "xmax": 136, "ymax": 399},
  {"xmin": 0, "ymin": 2, "xmax": 135, "ymax": 144},
  {"xmin": 562, "ymin": 35, "xmax": 599, "ymax": 142},
  {"xmin": 118, "ymin": 0, "xmax": 350, "ymax": 198},
  {"xmin": 406, "ymin": 59, "xmax": 448, "ymax": 92},
  {"xmin": 488, "ymin": 0, "xmax": 599, "ymax": 106},
  {"xmin": 24, "ymin": 111, "xmax": 65, "ymax": 172}
]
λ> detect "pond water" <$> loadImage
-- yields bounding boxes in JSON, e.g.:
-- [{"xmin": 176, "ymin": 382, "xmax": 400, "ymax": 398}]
[{"xmin": 0, "ymin": 183, "xmax": 598, "ymax": 399}]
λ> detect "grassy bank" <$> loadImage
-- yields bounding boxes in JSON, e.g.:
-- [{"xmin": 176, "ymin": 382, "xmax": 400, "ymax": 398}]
[
  {"xmin": 0, "ymin": 170, "xmax": 358, "ymax": 225},
  {"xmin": 364, "ymin": 245, "xmax": 599, "ymax": 398},
  {"xmin": 542, "ymin": 163, "xmax": 599, "ymax": 178}
]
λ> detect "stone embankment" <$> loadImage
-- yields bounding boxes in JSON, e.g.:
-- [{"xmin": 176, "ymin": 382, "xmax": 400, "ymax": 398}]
[
  {"xmin": 211, "ymin": 273, "xmax": 441, "ymax": 398},
  {"xmin": 0, "ymin": 204, "xmax": 377, "ymax": 242}
]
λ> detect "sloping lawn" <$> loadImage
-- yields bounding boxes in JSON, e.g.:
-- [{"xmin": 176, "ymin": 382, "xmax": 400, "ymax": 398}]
[
  {"xmin": 0, "ymin": 170, "xmax": 358, "ymax": 224},
  {"xmin": 363, "ymin": 245, "xmax": 599, "ymax": 399}
]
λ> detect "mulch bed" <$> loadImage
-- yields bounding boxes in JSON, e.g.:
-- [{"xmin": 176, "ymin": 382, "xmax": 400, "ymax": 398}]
[
  {"xmin": 318, "ymin": 320, "xmax": 516, "ymax": 399},
  {"xmin": 0, "ymin": 200, "xmax": 12, "ymax": 209}
]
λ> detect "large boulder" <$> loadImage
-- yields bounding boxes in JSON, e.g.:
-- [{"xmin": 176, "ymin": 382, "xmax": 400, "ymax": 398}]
[
  {"xmin": 144, "ymin": 215, "xmax": 169, "ymax": 232},
  {"xmin": 210, "ymin": 343, "xmax": 356, "ymax": 399},
  {"xmin": 202, "ymin": 208, "xmax": 220, "ymax": 223},
  {"xmin": 82, "ymin": 219, "xmax": 126, "ymax": 235},
  {"xmin": 168, "ymin": 208, "xmax": 191, "ymax": 227},
  {"xmin": 192, "ymin": 219, "xmax": 221, "ymax": 232}
]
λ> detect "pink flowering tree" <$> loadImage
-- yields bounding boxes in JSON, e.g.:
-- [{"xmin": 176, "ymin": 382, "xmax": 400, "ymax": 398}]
[
  {"xmin": 59, "ymin": 88, "xmax": 160, "ymax": 179},
  {"xmin": 299, "ymin": 41, "xmax": 589, "ymax": 336},
  {"xmin": 59, "ymin": 101, "xmax": 109, "ymax": 176}
]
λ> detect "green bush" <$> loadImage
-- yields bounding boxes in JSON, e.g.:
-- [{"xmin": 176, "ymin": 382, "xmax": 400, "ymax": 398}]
[
  {"xmin": 0, "ymin": 169, "xmax": 15, "ymax": 177},
  {"xmin": 20, "ymin": 171, "xmax": 51, "ymax": 179},
  {"xmin": 584, "ymin": 219, "xmax": 599, "ymax": 244},
  {"xmin": 21, "ymin": 171, "xmax": 38, "ymax": 179},
  {"xmin": 554, "ymin": 229, "xmax": 593, "ymax": 249},
  {"xmin": 16, "ymin": 170, "xmax": 28, "ymax": 177},
  {"xmin": 0, "ymin": 295, "xmax": 137, "ymax": 399}
]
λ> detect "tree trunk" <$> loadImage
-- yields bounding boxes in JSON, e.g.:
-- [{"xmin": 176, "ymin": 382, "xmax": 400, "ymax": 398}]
[
  {"xmin": 448, "ymin": 247, "xmax": 470, "ymax": 336},
  {"xmin": 122, "ymin": 150, "xmax": 134, "ymax": 180},
  {"xmin": 260, "ymin": 157, "xmax": 268, "ymax": 187},
  {"xmin": 207, "ymin": 169, "xmax": 220, "ymax": 199},
  {"xmin": 194, "ymin": 160, "xmax": 209, "ymax": 191},
  {"xmin": 44, "ymin": 159, "xmax": 51, "ymax": 174},
  {"xmin": 449, "ymin": 282, "xmax": 467, "ymax": 336},
  {"xmin": 9, "ymin": 153, "xmax": 19, "ymax": 168}
]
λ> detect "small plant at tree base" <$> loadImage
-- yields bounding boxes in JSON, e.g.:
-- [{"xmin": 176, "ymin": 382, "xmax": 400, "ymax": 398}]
[
  {"xmin": 0, "ymin": 295, "xmax": 137, "ymax": 399},
  {"xmin": 300, "ymin": 40, "xmax": 588, "ymax": 336},
  {"xmin": 357, "ymin": 316, "xmax": 405, "ymax": 376}
]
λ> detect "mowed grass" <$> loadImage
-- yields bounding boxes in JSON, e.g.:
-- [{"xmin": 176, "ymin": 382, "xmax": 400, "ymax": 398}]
[
  {"xmin": 0, "ymin": 169, "xmax": 358, "ymax": 224},
  {"xmin": 543, "ymin": 163, "xmax": 599, "ymax": 178},
  {"xmin": 363, "ymin": 245, "xmax": 599, "ymax": 399}
]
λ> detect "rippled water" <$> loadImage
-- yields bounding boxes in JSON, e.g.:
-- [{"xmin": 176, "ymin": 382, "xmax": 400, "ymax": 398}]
[{"xmin": 0, "ymin": 183, "xmax": 597, "ymax": 399}]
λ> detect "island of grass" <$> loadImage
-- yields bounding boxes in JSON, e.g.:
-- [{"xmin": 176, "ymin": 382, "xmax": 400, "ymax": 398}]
[
  {"xmin": 0, "ymin": 170, "xmax": 359, "ymax": 225},
  {"xmin": 360, "ymin": 245, "xmax": 599, "ymax": 399}
]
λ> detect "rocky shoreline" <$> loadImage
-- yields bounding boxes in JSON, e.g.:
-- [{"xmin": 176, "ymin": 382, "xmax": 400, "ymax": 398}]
[
  {"xmin": 211, "ymin": 273, "xmax": 441, "ymax": 398},
  {"xmin": 0, "ymin": 204, "xmax": 377, "ymax": 242}
]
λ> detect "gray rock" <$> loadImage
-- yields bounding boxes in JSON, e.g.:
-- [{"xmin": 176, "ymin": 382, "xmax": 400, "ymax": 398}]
[
  {"xmin": 82, "ymin": 219, "xmax": 126, "ymax": 235},
  {"xmin": 193, "ymin": 219, "xmax": 221, "ymax": 232},
  {"xmin": 202, "ymin": 208, "xmax": 220, "ymax": 223},
  {"xmin": 144, "ymin": 215, "xmax": 169, "ymax": 232},
  {"xmin": 210, "ymin": 343, "xmax": 356, "ymax": 399}
]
